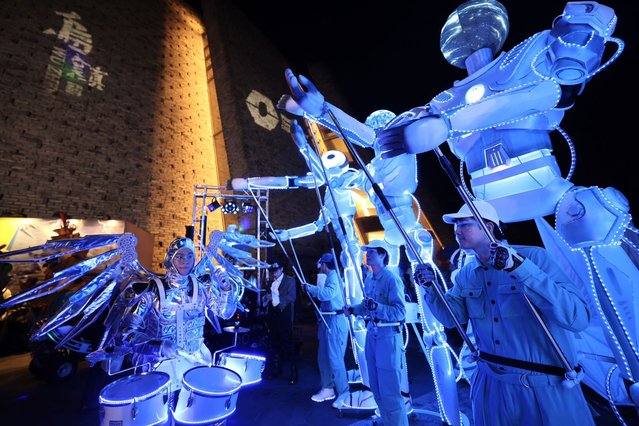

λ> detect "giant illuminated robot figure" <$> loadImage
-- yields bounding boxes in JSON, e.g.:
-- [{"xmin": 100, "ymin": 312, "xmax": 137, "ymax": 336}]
[
  {"xmin": 261, "ymin": 110, "xmax": 462, "ymax": 421},
  {"xmin": 232, "ymin": 119, "xmax": 378, "ymax": 410},
  {"xmin": 373, "ymin": 0, "xmax": 637, "ymax": 412}
]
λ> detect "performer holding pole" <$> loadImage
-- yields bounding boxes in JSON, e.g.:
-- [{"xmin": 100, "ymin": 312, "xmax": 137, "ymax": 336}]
[{"xmin": 413, "ymin": 197, "xmax": 594, "ymax": 425}]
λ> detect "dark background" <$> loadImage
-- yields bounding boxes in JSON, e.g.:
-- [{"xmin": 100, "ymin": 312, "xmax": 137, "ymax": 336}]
[{"xmin": 236, "ymin": 0, "xmax": 638, "ymax": 247}]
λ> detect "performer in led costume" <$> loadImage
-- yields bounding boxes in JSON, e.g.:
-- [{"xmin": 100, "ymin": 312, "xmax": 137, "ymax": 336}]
[
  {"xmin": 0, "ymin": 229, "xmax": 266, "ymax": 409},
  {"xmin": 96, "ymin": 236, "xmax": 238, "ymax": 394},
  {"xmin": 373, "ymin": 0, "xmax": 637, "ymax": 412}
]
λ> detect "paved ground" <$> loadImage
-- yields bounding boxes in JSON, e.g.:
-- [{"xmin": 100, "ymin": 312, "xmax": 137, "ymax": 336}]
[{"xmin": 0, "ymin": 322, "xmax": 636, "ymax": 425}]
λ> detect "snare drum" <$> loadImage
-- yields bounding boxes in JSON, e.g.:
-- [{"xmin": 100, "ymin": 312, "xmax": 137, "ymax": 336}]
[
  {"xmin": 217, "ymin": 352, "xmax": 266, "ymax": 386},
  {"xmin": 173, "ymin": 366, "xmax": 242, "ymax": 425},
  {"xmin": 99, "ymin": 371, "xmax": 170, "ymax": 426}
]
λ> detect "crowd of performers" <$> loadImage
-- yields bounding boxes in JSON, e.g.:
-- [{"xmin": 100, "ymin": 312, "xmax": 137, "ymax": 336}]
[{"xmin": 1, "ymin": 1, "xmax": 638, "ymax": 425}]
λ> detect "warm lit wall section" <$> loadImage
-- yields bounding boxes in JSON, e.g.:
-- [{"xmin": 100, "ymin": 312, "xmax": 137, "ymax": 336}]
[{"xmin": 147, "ymin": 0, "xmax": 224, "ymax": 267}]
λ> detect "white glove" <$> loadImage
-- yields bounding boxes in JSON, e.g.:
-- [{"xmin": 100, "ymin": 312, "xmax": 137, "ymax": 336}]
[{"xmin": 489, "ymin": 242, "xmax": 524, "ymax": 271}]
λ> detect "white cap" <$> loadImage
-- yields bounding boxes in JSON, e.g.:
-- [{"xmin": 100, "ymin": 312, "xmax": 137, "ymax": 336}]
[
  {"xmin": 361, "ymin": 239, "xmax": 390, "ymax": 253},
  {"xmin": 442, "ymin": 200, "xmax": 500, "ymax": 224}
]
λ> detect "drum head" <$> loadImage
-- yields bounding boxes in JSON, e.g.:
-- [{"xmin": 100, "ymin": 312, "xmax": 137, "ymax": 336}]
[
  {"xmin": 182, "ymin": 366, "xmax": 241, "ymax": 394},
  {"xmin": 100, "ymin": 372, "xmax": 170, "ymax": 404}
]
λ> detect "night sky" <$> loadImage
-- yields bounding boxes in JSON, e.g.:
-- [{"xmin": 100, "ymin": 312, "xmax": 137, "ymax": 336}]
[{"xmin": 238, "ymin": 0, "xmax": 638, "ymax": 247}]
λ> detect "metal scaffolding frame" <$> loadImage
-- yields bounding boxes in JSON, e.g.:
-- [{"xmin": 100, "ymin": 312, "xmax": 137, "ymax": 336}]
[{"xmin": 191, "ymin": 184, "xmax": 270, "ymax": 307}]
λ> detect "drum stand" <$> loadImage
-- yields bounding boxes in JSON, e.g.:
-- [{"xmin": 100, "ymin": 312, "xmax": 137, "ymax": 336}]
[{"xmin": 212, "ymin": 324, "xmax": 250, "ymax": 364}]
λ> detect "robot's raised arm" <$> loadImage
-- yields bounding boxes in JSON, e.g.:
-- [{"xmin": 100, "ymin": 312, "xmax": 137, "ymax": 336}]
[
  {"xmin": 229, "ymin": 176, "xmax": 306, "ymax": 191},
  {"xmin": 229, "ymin": 173, "xmax": 325, "ymax": 191},
  {"xmin": 298, "ymin": 99, "xmax": 375, "ymax": 149},
  {"xmin": 273, "ymin": 209, "xmax": 330, "ymax": 241},
  {"xmin": 379, "ymin": 2, "xmax": 622, "ymax": 158},
  {"xmin": 278, "ymin": 69, "xmax": 375, "ymax": 149},
  {"xmin": 290, "ymin": 118, "xmax": 326, "ymax": 186}
]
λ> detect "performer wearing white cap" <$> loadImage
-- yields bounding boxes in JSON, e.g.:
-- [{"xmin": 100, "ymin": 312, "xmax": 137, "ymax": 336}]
[{"xmin": 415, "ymin": 200, "xmax": 594, "ymax": 426}]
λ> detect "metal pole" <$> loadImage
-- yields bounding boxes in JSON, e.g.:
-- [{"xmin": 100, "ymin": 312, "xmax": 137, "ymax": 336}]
[
  {"xmin": 432, "ymin": 146, "xmax": 574, "ymax": 374},
  {"xmin": 303, "ymin": 119, "xmax": 367, "ymax": 301},
  {"xmin": 246, "ymin": 188, "xmax": 330, "ymax": 331},
  {"xmin": 325, "ymin": 109, "xmax": 476, "ymax": 354}
]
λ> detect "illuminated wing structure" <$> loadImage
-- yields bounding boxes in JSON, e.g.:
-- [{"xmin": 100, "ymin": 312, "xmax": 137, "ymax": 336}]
[
  {"xmin": 0, "ymin": 233, "xmax": 146, "ymax": 350},
  {"xmin": 217, "ymin": 225, "xmax": 274, "ymax": 269},
  {"xmin": 0, "ymin": 229, "xmax": 265, "ymax": 354}
]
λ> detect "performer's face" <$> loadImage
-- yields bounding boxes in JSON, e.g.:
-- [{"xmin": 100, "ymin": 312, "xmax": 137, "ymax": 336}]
[
  {"xmin": 172, "ymin": 247, "xmax": 195, "ymax": 275},
  {"xmin": 272, "ymin": 266, "xmax": 283, "ymax": 279},
  {"xmin": 454, "ymin": 218, "xmax": 487, "ymax": 249},
  {"xmin": 365, "ymin": 248, "xmax": 385, "ymax": 268}
]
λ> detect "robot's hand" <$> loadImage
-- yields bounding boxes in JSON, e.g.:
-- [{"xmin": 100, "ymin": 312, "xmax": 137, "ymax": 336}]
[
  {"xmin": 269, "ymin": 229, "xmax": 290, "ymax": 242},
  {"xmin": 489, "ymin": 242, "xmax": 524, "ymax": 271},
  {"xmin": 376, "ymin": 121, "xmax": 409, "ymax": 158},
  {"xmin": 414, "ymin": 264, "xmax": 435, "ymax": 288},
  {"xmin": 363, "ymin": 298, "xmax": 379, "ymax": 312},
  {"xmin": 280, "ymin": 68, "xmax": 325, "ymax": 118}
]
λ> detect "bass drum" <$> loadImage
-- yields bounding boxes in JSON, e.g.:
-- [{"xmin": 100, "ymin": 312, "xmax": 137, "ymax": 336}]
[
  {"xmin": 98, "ymin": 371, "xmax": 171, "ymax": 426},
  {"xmin": 217, "ymin": 352, "xmax": 266, "ymax": 386},
  {"xmin": 173, "ymin": 365, "xmax": 242, "ymax": 425}
]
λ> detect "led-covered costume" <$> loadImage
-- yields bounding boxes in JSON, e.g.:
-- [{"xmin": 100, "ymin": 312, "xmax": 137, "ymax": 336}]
[
  {"xmin": 0, "ymin": 229, "xmax": 264, "ymax": 399},
  {"xmin": 376, "ymin": 0, "xmax": 637, "ymax": 411},
  {"xmin": 109, "ymin": 237, "xmax": 238, "ymax": 391},
  {"xmin": 276, "ymin": 87, "xmax": 463, "ymax": 423}
]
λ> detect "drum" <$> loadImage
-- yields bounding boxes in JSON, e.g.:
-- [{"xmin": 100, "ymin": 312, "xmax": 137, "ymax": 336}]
[
  {"xmin": 217, "ymin": 352, "xmax": 266, "ymax": 386},
  {"xmin": 173, "ymin": 366, "xmax": 242, "ymax": 425},
  {"xmin": 99, "ymin": 371, "xmax": 170, "ymax": 426}
]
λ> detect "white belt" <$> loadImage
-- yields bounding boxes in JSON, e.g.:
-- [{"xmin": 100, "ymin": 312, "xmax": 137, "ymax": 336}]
[{"xmin": 374, "ymin": 322, "xmax": 400, "ymax": 327}]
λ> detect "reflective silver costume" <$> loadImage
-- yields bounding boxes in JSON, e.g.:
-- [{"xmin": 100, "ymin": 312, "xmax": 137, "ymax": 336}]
[{"xmin": 119, "ymin": 237, "xmax": 238, "ymax": 389}]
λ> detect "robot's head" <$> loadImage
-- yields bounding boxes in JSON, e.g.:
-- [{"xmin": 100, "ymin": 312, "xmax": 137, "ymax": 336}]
[
  {"xmin": 164, "ymin": 237, "xmax": 196, "ymax": 277},
  {"xmin": 321, "ymin": 151, "xmax": 348, "ymax": 177},
  {"xmin": 366, "ymin": 110, "xmax": 397, "ymax": 152},
  {"xmin": 440, "ymin": 0, "xmax": 509, "ymax": 69},
  {"xmin": 365, "ymin": 110, "xmax": 397, "ymax": 131}
]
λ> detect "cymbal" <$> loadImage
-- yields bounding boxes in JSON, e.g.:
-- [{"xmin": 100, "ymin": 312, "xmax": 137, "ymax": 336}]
[{"xmin": 223, "ymin": 326, "xmax": 250, "ymax": 333}]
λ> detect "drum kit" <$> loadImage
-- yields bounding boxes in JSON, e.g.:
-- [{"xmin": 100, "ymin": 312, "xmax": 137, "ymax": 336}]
[{"xmin": 98, "ymin": 324, "xmax": 267, "ymax": 426}]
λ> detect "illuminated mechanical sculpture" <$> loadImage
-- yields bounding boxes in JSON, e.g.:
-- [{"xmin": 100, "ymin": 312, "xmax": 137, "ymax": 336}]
[
  {"xmin": 231, "ymin": 119, "xmax": 378, "ymax": 411},
  {"xmin": 373, "ymin": 0, "xmax": 637, "ymax": 414},
  {"xmin": 232, "ymin": 112, "xmax": 463, "ymax": 422},
  {"xmin": 0, "ymin": 229, "xmax": 266, "ymax": 409}
]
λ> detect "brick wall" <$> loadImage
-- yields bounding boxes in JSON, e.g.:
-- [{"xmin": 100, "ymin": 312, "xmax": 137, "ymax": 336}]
[
  {"xmin": 0, "ymin": 0, "xmax": 219, "ymax": 270},
  {"xmin": 0, "ymin": 0, "xmax": 346, "ymax": 274}
]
